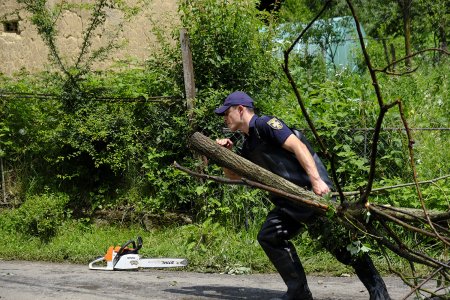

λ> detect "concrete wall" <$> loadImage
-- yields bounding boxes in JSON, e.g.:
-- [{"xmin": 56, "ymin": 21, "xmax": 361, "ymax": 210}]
[{"xmin": 0, "ymin": 0, "xmax": 179, "ymax": 75}]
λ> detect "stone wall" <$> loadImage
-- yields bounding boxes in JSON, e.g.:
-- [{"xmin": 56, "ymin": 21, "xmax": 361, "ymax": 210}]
[{"xmin": 0, "ymin": 0, "xmax": 179, "ymax": 76}]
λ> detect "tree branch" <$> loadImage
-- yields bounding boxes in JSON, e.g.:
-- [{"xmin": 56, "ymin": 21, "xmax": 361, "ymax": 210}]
[
  {"xmin": 369, "ymin": 205, "xmax": 450, "ymax": 243},
  {"xmin": 401, "ymin": 264, "xmax": 448, "ymax": 300},
  {"xmin": 396, "ymin": 101, "xmax": 450, "ymax": 247},
  {"xmin": 282, "ymin": 0, "xmax": 346, "ymax": 202},
  {"xmin": 375, "ymin": 48, "xmax": 450, "ymax": 73},
  {"xmin": 173, "ymin": 161, "xmax": 330, "ymax": 213},
  {"xmin": 173, "ymin": 161, "xmax": 245, "ymax": 185},
  {"xmin": 337, "ymin": 174, "xmax": 450, "ymax": 196}
]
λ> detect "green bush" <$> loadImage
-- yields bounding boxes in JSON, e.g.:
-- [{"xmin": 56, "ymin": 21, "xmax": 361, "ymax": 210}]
[{"xmin": 0, "ymin": 191, "xmax": 70, "ymax": 241}]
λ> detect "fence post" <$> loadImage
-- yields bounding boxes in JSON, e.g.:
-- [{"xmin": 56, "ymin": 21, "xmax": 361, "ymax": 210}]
[
  {"xmin": 180, "ymin": 28, "xmax": 196, "ymax": 125},
  {"xmin": 180, "ymin": 28, "xmax": 208, "ymax": 174},
  {"xmin": 1, "ymin": 157, "xmax": 5, "ymax": 204}
]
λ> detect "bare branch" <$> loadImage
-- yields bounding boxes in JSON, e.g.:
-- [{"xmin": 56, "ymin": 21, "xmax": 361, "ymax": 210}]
[
  {"xmin": 173, "ymin": 161, "xmax": 245, "ymax": 185},
  {"xmin": 338, "ymin": 174, "xmax": 450, "ymax": 196},
  {"xmin": 369, "ymin": 205, "xmax": 450, "ymax": 243},
  {"xmin": 379, "ymin": 66, "xmax": 419, "ymax": 76},
  {"xmin": 372, "ymin": 204, "xmax": 450, "ymax": 227},
  {"xmin": 396, "ymin": 101, "xmax": 450, "ymax": 247},
  {"xmin": 368, "ymin": 220, "xmax": 442, "ymax": 268},
  {"xmin": 282, "ymin": 0, "xmax": 346, "ymax": 202},
  {"xmin": 284, "ymin": 0, "xmax": 333, "ymax": 57},
  {"xmin": 345, "ymin": 0, "xmax": 393, "ymax": 204},
  {"xmin": 375, "ymin": 48, "xmax": 450, "ymax": 73},
  {"xmin": 401, "ymin": 265, "xmax": 448, "ymax": 300}
]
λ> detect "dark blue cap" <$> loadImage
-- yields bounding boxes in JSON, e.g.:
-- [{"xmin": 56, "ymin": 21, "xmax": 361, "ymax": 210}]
[{"xmin": 214, "ymin": 91, "xmax": 255, "ymax": 115}]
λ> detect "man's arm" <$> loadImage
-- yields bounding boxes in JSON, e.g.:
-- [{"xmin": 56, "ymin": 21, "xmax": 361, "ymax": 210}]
[
  {"xmin": 215, "ymin": 138, "xmax": 242, "ymax": 180},
  {"xmin": 282, "ymin": 134, "xmax": 330, "ymax": 196}
]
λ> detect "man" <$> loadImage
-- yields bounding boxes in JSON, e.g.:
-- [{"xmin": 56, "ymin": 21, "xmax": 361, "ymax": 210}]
[{"xmin": 214, "ymin": 91, "xmax": 391, "ymax": 300}]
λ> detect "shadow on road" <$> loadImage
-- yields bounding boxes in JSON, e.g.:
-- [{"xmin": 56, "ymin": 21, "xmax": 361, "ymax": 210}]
[{"xmin": 165, "ymin": 285, "xmax": 283, "ymax": 299}]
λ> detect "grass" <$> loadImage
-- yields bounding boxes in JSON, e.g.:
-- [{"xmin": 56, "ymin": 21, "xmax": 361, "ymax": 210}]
[{"xmin": 0, "ymin": 218, "xmax": 394, "ymax": 277}]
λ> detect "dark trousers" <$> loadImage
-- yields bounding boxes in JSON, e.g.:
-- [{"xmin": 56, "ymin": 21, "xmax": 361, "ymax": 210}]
[{"xmin": 257, "ymin": 207, "xmax": 391, "ymax": 300}]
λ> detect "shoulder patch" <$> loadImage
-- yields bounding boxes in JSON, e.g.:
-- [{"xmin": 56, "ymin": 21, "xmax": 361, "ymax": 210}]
[{"xmin": 267, "ymin": 118, "xmax": 283, "ymax": 130}]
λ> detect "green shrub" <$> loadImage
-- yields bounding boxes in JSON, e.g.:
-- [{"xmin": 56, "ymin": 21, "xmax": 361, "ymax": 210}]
[
  {"xmin": 0, "ymin": 191, "xmax": 70, "ymax": 241},
  {"xmin": 179, "ymin": 0, "xmax": 280, "ymax": 93}
]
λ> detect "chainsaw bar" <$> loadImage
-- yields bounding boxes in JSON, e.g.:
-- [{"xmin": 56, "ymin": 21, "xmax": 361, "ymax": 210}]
[{"xmin": 138, "ymin": 258, "xmax": 188, "ymax": 268}]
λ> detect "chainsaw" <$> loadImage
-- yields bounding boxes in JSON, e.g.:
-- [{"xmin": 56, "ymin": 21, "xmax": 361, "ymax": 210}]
[{"xmin": 89, "ymin": 236, "xmax": 188, "ymax": 271}]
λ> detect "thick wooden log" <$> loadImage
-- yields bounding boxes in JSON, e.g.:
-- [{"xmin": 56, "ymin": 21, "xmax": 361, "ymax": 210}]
[
  {"xmin": 188, "ymin": 132, "xmax": 449, "ymax": 224},
  {"xmin": 189, "ymin": 132, "xmax": 335, "ymax": 213}
]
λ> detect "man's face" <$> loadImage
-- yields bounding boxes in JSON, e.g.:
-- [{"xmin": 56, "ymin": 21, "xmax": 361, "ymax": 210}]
[{"xmin": 223, "ymin": 106, "xmax": 240, "ymax": 132}]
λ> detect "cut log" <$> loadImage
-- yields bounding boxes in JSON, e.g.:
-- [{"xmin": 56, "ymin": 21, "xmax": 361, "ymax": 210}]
[
  {"xmin": 188, "ymin": 132, "xmax": 449, "ymax": 224},
  {"xmin": 189, "ymin": 132, "xmax": 335, "ymax": 213}
]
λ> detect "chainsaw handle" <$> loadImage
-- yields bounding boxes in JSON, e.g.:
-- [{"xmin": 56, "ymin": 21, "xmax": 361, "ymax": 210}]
[
  {"xmin": 112, "ymin": 237, "xmax": 143, "ymax": 268},
  {"xmin": 136, "ymin": 236, "xmax": 143, "ymax": 251},
  {"xmin": 117, "ymin": 239, "xmax": 137, "ymax": 256},
  {"xmin": 117, "ymin": 236, "xmax": 143, "ymax": 256}
]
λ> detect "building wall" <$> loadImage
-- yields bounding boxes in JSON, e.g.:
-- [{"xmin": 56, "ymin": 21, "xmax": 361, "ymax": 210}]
[{"xmin": 0, "ymin": 0, "xmax": 179, "ymax": 76}]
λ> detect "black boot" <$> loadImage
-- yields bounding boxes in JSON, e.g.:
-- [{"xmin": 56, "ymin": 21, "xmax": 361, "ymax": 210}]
[
  {"xmin": 273, "ymin": 252, "xmax": 313, "ymax": 300},
  {"xmin": 258, "ymin": 209, "xmax": 313, "ymax": 300},
  {"xmin": 308, "ymin": 216, "xmax": 391, "ymax": 300},
  {"xmin": 352, "ymin": 254, "xmax": 391, "ymax": 300}
]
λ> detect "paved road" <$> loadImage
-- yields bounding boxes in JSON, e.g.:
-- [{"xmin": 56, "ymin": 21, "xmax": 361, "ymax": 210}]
[{"xmin": 0, "ymin": 260, "xmax": 415, "ymax": 299}]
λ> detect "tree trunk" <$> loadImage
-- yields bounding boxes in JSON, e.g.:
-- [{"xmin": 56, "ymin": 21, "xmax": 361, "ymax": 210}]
[
  {"xmin": 390, "ymin": 43, "xmax": 397, "ymax": 71},
  {"xmin": 398, "ymin": 0, "xmax": 412, "ymax": 69},
  {"xmin": 180, "ymin": 28, "xmax": 196, "ymax": 124},
  {"xmin": 382, "ymin": 39, "xmax": 391, "ymax": 70},
  {"xmin": 439, "ymin": 23, "xmax": 447, "ymax": 51}
]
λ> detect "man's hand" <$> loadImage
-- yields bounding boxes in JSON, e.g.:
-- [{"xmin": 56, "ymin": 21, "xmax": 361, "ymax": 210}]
[
  {"xmin": 215, "ymin": 138, "xmax": 240, "ymax": 180},
  {"xmin": 311, "ymin": 178, "xmax": 331, "ymax": 197},
  {"xmin": 216, "ymin": 138, "xmax": 233, "ymax": 150}
]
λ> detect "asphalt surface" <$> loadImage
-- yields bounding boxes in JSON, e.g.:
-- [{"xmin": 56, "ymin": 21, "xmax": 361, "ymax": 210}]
[{"xmin": 0, "ymin": 260, "xmax": 418, "ymax": 299}]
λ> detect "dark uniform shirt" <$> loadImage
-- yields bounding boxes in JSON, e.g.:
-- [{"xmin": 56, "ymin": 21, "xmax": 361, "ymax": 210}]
[
  {"xmin": 241, "ymin": 115, "xmax": 293, "ymax": 156},
  {"xmin": 240, "ymin": 115, "xmax": 333, "ymax": 221}
]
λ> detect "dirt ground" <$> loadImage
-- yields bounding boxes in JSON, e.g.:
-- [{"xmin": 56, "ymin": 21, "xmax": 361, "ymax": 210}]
[{"xmin": 0, "ymin": 260, "xmax": 424, "ymax": 299}]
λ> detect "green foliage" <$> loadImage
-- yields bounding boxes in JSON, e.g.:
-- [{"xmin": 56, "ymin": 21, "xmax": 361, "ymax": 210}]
[
  {"xmin": 168, "ymin": 218, "xmax": 272, "ymax": 273},
  {"xmin": 358, "ymin": 0, "xmax": 449, "ymax": 51},
  {"xmin": 3, "ymin": 1, "xmax": 192, "ymax": 218},
  {"xmin": 196, "ymin": 182, "xmax": 270, "ymax": 228},
  {"xmin": 59, "ymin": 102, "xmax": 142, "ymax": 172},
  {"xmin": 140, "ymin": 155, "xmax": 201, "ymax": 213},
  {"xmin": 0, "ymin": 0, "xmax": 447, "ymax": 239},
  {"xmin": 179, "ymin": 0, "xmax": 279, "ymax": 93},
  {"xmin": 373, "ymin": 177, "xmax": 450, "ymax": 210},
  {"xmin": 272, "ymin": 71, "xmax": 405, "ymax": 190},
  {"xmin": 0, "ymin": 191, "xmax": 70, "ymax": 242},
  {"xmin": 0, "ymin": 122, "xmax": 11, "ymax": 158},
  {"xmin": 346, "ymin": 240, "xmax": 371, "ymax": 256}
]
